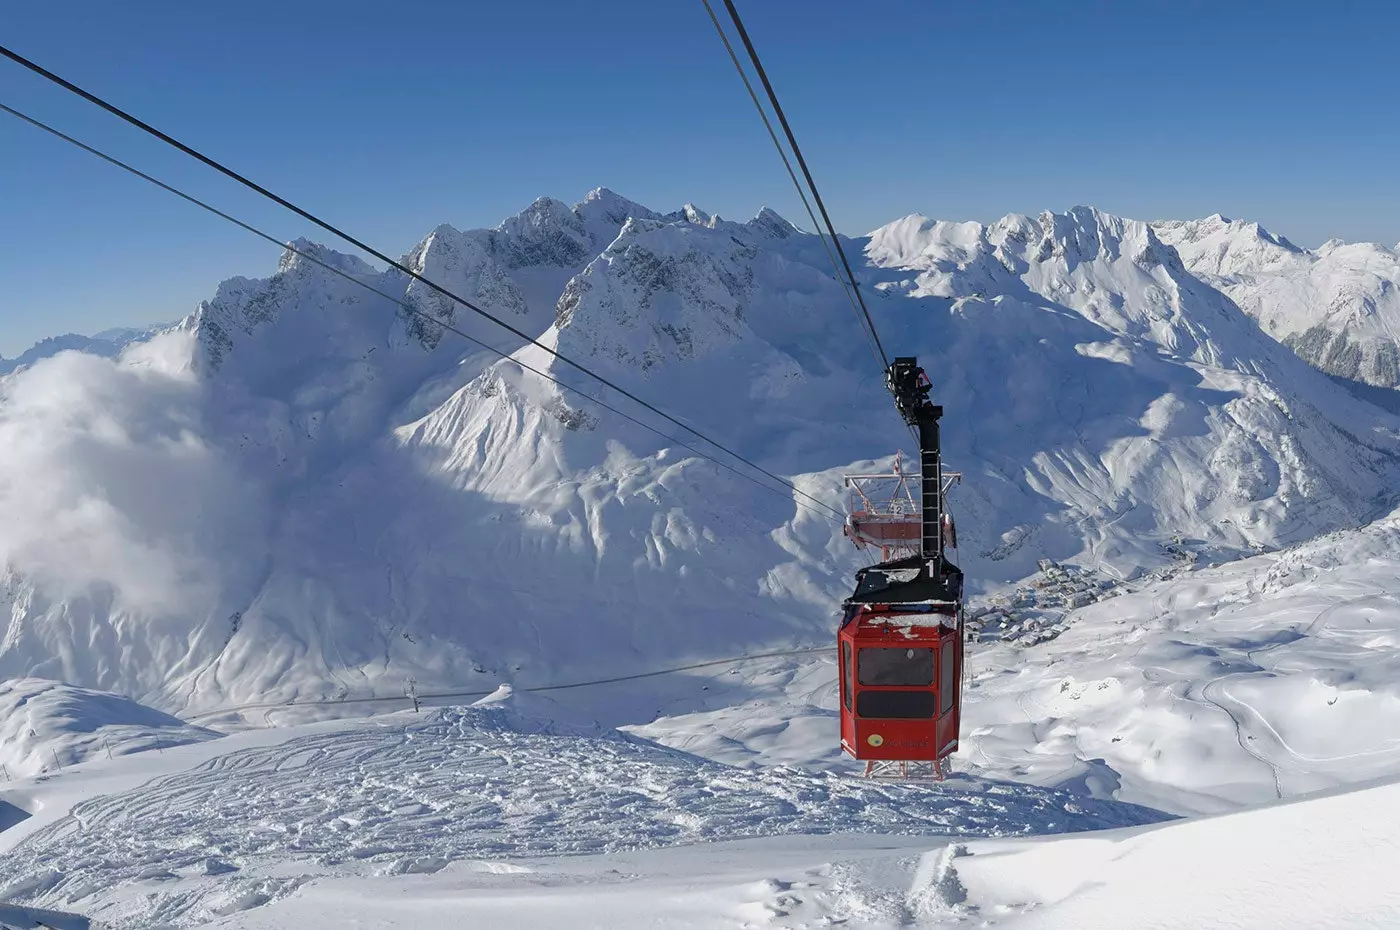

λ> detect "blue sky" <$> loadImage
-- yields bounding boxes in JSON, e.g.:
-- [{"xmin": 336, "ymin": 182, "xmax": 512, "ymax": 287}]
[{"xmin": 2, "ymin": 0, "xmax": 1397, "ymax": 356}]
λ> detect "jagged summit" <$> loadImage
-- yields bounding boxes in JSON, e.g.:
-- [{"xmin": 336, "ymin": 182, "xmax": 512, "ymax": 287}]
[
  {"xmin": 578, "ymin": 186, "xmax": 658, "ymax": 223},
  {"xmin": 1155, "ymin": 212, "xmax": 1400, "ymax": 388},
  {"xmin": 749, "ymin": 206, "xmax": 798, "ymax": 238},
  {"xmin": 867, "ymin": 206, "xmax": 1197, "ymax": 326},
  {"xmin": 278, "ymin": 237, "xmax": 377, "ymax": 276},
  {"xmin": 1153, "ymin": 213, "xmax": 1305, "ymax": 277}
]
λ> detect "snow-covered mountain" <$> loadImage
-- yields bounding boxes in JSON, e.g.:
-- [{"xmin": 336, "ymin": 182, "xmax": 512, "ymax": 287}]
[
  {"xmin": 0, "ymin": 323, "xmax": 167, "ymax": 377},
  {"xmin": 862, "ymin": 206, "xmax": 1400, "ymax": 566},
  {"xmin": 1154, "ymin": 214, "xmax": 1400, "ymax": 392},
  {"xmin": 3, "ymin": 192, "xmax": 1400, "ymax": 717}
]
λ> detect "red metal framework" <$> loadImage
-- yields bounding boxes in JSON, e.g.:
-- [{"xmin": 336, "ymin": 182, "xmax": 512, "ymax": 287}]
[{"xmin": 844, "ymin": 455, "xmax": 961, "ymax": 562}]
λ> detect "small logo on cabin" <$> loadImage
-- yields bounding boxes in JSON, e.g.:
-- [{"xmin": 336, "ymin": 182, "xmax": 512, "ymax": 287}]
[{"xmin": 867, "ymin": 734, "xmax": 884, "ymax": 747}]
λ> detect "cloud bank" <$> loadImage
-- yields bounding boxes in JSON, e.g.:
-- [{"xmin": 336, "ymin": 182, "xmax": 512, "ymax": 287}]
[{"xmin": 0, "ymin": 331, "xmax": 264, "ymax": 617}]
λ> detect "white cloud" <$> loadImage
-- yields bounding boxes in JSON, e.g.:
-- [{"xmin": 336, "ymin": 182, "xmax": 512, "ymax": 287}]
[{"xmin": 0, "ymin": 331, "xmax": 263, "ymax": 617}]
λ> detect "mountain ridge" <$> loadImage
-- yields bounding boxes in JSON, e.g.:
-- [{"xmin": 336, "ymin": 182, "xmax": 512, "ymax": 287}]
[
  {"xmin": 1153, "ymin": 213, "xmax": 1400, "ymax": 391},
  {"xmin": 3, "ymin": 192, "xmax": 1400, "ymax": 715}
]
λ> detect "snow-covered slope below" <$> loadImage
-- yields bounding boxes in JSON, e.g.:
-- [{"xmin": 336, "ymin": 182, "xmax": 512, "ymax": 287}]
[
  {"xmin": 3, "ymin": 194, "xmax": 1400, "ymax": 717},
  {"xmin": 3, "ymin": 692, "xmax": 1386, "ymax": 930},
  {"xmin": 1154, "ymin": 214, "xmax": 1400, "ymax": 391},
  {"xmin": 0, "ymin": 698, "xmax": 1162, "ymax": 929},
  {"xmin": 636, "ymin": 503, "xmax": 1400, "ymax": 816},
  {"xmin": 0, "ymin": 678, "xmax": 217, "ymax": 778},
  {"xmin": 2, "ymin": 700, "xmax": 1393, "ymax": 930},
  {"xmin": 944, "ymin": 776, "xmax": 1400, "ymax": 929},
  {"xmin": 210, "ymin": 774, "xmax": 1400, "ymax": 930},
  {"xmin": 959, "ymin": 506, "xmax": 1400, "ymax": 814}
]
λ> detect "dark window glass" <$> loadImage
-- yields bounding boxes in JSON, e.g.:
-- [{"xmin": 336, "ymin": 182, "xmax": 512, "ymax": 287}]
[
  {"xmin": 841, "ymin": 641, "xmax": 853, "ymax": 711},
  {"xmin": 858, "ymin": 647, "xmax": 935, "ymax": 686},
  {"xmin": 941, "ymin": 644, "xmax": 957, "ymax": 714},
  {"xmin": 857, "ymin": 690, "xmax": 937, "ymax": 718}
]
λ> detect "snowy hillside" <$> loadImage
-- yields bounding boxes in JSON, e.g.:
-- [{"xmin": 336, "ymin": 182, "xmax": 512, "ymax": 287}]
[
  {"xmin": 1154, "ymin": 214, "xmax": 1400, "ymax": 392},
  {"xmin": 0, "ymin": 692, "xmax": 1163, "ymax": 928},
  {"xmin": 211, "ymin": 773, "xmax": 1400, "ymax": 930},
  {"xmin": 961, "ymin": 506, "xmax": 1400, "ymax": 814},
  {"xmin": 0, "ymin": 678, "xmax": 217, "ymax": 778},
  {"xmin": 1, "ymin": 686, "xmax": 1398, "ymax": 929},
  {"xmin": 630, "ymin": 503, "xmax": 1400, "ymax": 819},
  {"xmin": 3, "ymin": 192, "xmax": 1400, "ymax": 717}
]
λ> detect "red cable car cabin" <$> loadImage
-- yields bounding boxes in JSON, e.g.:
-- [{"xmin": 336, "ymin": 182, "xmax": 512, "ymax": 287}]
[
  {"xmin": 838, "ymin": 356, "xmax": 964, "ymax": 780},
  {"xmin": 838, "ymin": 605, "xmax": 962, "ymax": 778}
]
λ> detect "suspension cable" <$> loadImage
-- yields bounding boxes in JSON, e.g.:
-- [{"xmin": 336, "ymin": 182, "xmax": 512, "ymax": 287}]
[
  {"xmin": 714, "ymin": 0, "xmax": 891, "ymax": 371},
  {"xmin": 0, "ymin": 100, "xmax": 845, "ymax": 524},
  {"xmin": 0, "ymin": 42, "xmax": 840, "ymax": 519},
  {"xmin": 697, "ymin": 0, "xmax": 883, "ymax": 375}
]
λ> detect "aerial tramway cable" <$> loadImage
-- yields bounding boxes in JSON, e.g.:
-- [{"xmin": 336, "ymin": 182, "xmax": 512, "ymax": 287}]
[
  {"xmin": 697, "ymin": 0, "xmax": 883, "ymax": 375},
  {"xmin": 701, "ymin": 1, "xmax": 916, "ymax": 445},
  {"xmin": 0, "ymin": 99, "xmax": 845, "ymax": 525},
  {"xmin": 0, "ymin": 43, "xmax": 843, "ymax": 522},
  {"xmin": 711, "ymin": 0, "xmax": 892, "ymax": 371}
]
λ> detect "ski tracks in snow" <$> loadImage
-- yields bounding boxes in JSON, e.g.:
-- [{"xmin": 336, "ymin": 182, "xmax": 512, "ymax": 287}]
[{"xmin": 0, "ymin": 706, "xmax": 1164, "ymax": 928}]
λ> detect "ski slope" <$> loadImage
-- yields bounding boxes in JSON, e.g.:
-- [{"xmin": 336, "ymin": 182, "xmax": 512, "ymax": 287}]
[
  {"xmin": 212, "ymin": 774, "xmax": 1400, "ymax": 930},
  {"xmin": 0, "ymin": 691, "xmax": 1161, "ymax": 929}
]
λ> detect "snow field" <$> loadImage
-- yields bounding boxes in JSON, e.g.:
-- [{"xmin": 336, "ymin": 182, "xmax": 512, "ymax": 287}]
[
  {"xmin": 0, "ymin": 698, "xmax": 1163, "ymax": 928},
  {"xmin": 213, "ymin": 775, "xmax": 1400, "ymax": 930},
  {"xmin": 958, "ymin": 515, "xmax": 1400, "ymax": 815}
]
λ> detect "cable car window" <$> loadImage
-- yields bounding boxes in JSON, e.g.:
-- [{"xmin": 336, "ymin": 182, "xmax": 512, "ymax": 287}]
[
  {"xmin": 858, "ymin": 647, "xmax": 935, "ymax": 686},
  {"xmin": 941, "ymin": 644, "xmax": 957, "ymax": 714},
  {"xmin": 857, "ymin": 690, "xmax": 936, "ymax": 718},
  {"xmin": 841, "ymin": 641, "xmax": 853, "ymax": 711}
]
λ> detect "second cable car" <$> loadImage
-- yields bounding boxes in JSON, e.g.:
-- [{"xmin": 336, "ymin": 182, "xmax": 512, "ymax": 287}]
[{"xmin": 838, "ymin": 357, "xmax": 965, "ymax": 779}]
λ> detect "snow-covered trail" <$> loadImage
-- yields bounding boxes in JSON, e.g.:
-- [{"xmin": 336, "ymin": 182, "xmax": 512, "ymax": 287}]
[{"xmin": 0, "ymin": 700, "xmax": 1163, "ymax": 929}]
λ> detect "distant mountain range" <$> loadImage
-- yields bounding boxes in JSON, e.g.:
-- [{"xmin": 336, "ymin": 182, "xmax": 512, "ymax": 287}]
[
  {"xmin": 0, "ymin": 323, "xmax": 169, "ymax": 376},
  {"xmin": 3, "ymin": 190, "xmax": 1399, "ymax": 714}
]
